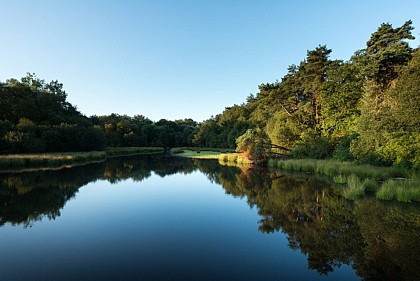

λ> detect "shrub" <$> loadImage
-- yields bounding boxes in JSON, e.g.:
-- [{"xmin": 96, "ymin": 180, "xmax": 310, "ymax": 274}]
[{"xmin": 333, "ymin": 134, "xmax": 357, "ymax": 161}]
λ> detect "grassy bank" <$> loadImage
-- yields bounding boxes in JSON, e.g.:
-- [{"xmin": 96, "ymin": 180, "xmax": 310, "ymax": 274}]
[
  {"xmin": 171, "ymin": 147, "xmax": 234, "ymax": 159},
  {"xmin": 171, "ymin": 148, "xmax": 252, "ymax": 165},
  {"xmin": 269, "ymin": 158, "xmax": 420, "ymax": 203},
  {"xmin": 217, "ymin": 153, "xmax": 254, "ymax": 165},
  {"xmin": 0, "ymin": 151, "xmax": 107, "ymax": 170},
  {"xmin": 0, "ymin": 147, "xmax": 164, "ymax": 170},
  {"xmin": 171, "ymin": 147, "xmax": 234, "ymax": 154},
  {"xmin": 172, "ymin": 150, "xmax": 221, "ymax": 159}
]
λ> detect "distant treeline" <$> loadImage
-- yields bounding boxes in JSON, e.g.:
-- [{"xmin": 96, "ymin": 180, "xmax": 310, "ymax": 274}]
[
  {"xmin": 193, "ymin": 20, "xmax": 420, "ymax": 168},
  {"xmin": 0, "ymin": 75, "xmax": 197, "ymax": 153},
  {"xmin": 1, "ymin": 20, "xmax": 419, "ymax": 167}
]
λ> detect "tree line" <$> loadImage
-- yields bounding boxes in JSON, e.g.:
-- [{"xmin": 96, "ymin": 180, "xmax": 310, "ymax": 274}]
[
  {"xmin": 1, "ymin": 20, "xmax": 418, "ymax": 167},
  {"xmin": 0, "ymin": 75, "xmax": 197, "ymax": 153},
  {"xmin": 194, "ymin": 20, "xmax": 419, "ymax": 168}
]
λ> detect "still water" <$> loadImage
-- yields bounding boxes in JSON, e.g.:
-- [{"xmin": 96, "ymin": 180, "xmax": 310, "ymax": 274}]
[{"xmin": 0, "ymin": 156, "xmax": 419, "ymax": 281}]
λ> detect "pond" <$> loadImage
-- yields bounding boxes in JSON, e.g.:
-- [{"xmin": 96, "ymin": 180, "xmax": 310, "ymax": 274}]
[{"xmin": 0, "ymin": 155, "xmax": 419, "ymax": 281}]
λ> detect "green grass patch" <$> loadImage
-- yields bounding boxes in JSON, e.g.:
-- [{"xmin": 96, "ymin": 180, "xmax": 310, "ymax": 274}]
[
  {"xmin": 272, "ymin": 158, "xmax": 406, "ymax": 180},
  {"xmin": 270, "ymin": 158, "xmax": 419, "ymax": 202},
  {"xmin": 333, "ymin": 174, "xmax": 347, "ymax": 184},
  {"xmin": 376, "ymin": 180, "xmax": 397, "ymax": 201},
  {"xmin": 343, "ymin": 174, "xmax": 365, "ymax": 200},
  {"xmin": 377, "ymin": 179, "xmax": 420, "ymax": 202},
  {"xmin": 362, "ymin": 178, "xmax": 379, "ymax": 193},
  {"xmin": 174, "ymin": 150, "xmax": 221, "ymax": 159},
  {"xmin": 0, "ymin": 147, "xmax": 163, "ymax": 170},
  {"xmin": 0, "ymin": 151, "xmax": 107, "ymax": 169}
]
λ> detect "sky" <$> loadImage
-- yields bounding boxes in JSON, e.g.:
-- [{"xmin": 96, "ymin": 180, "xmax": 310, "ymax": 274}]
[{"xmin": 1, "ymin": 0, "xmax": 419, "ymax": 122}]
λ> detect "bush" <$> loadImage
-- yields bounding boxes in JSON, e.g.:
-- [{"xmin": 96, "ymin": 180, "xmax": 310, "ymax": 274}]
[
  {"xmin": 292, "ymin": 132, "xmax": 334, "ymax": 159},
  {"xmin": 333, "ymin": 134, "xmax": 357, "ymax": 161}
]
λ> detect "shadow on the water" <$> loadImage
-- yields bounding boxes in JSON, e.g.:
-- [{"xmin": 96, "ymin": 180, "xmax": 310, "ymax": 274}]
[{"xmin": 0, "ymin": 156, "xmax": 419, "ymax": 280}]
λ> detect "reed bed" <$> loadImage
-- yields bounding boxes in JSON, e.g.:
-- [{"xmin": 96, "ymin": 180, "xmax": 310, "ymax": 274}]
[
  {"xmin": 376, "ymin": 179, "xmax": 420, "ymax": 202},
  {"xmin": 0, "ymin": 147, "xmax": 164, "ymax": 170},
  {"xmin": 0, "ymin": 151, "xmax": 107, "ymax": 169},
  {"xmin": 343, "ymin": 174, "xmax": 365, "ymax": 200},
  {"xmin": 270, "ymin": 159, "xmax": 405, "ymax": 180},
  {"xmin": 271, "ymin": 158, "xmax": 418, "ymax": 202}
]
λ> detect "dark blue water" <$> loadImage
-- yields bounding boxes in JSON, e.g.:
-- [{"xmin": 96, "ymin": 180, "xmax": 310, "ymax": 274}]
[{"xmin": 0, "ymin": 156, "xmax": 418, "ymax": 280}]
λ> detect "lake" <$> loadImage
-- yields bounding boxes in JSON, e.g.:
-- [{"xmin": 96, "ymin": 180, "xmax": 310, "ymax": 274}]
[{"xmin": 0, "ymin": 155, "xmax": 419, "ymax": 281}]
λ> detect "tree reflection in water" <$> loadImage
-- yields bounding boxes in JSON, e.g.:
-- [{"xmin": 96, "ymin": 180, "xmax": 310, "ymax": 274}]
[
  {"xmin": 197, "ymin": 161, "xmax": 420, "ymax": 281},
  {"xmin": 0, "ymin": 156, "xmax": 419, "ymax": 280}
]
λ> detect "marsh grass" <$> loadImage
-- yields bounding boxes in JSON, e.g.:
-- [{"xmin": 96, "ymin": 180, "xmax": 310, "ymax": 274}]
[
  {"xmin": 0, "ymin": 147, "xmax": 164, "ymax": 170},
  {"xmin": 272, "ymin": 159, "xmax": 406, "ymax": 180},
  {"xmin": 0, "ymin": 151, "xmax": 107, "ymax": 169},
  {"xmin": 271, "ymin": 158, "xmax": 418, "ymax": 202},
  {"xmin": 377, "ymin": 179, "xmax": 420, "ymax": 202},
  {"xmin": 363, "ymin": 178, "xmax": 379, "ymax": 193},
  {"xmin": 343, "ymin": 174, "xmax": 365, "ymax": 200},
  {"xmin": 333, "ymin": 174, "xmax": 347, "ymax": 184}
]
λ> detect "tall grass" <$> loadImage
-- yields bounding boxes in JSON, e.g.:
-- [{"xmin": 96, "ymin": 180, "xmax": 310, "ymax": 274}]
[
  {"xmin": 0, "ymin": 147, "xmax": 164, "ymax": 170},
  {"xmin": 271, "ymin": 158, "xmax": 419, "ymax": 202},
  {"xmin": 343, "ymin": 174, "xmax": 365, "ymax": 200},
  {"xmin": 271, "ymin": 159, "xmax": 405, "ymax": 180},
  {"xmin": 0, "ymin": 151, "xmax": 107, "ymax": 169},
  {"xmin": 377, "ymin": 179, "xmax": 420, "ymax": 202},
  {"xmin": 333, "ymin": 174, "xmax": 347, "ymax": 184}
]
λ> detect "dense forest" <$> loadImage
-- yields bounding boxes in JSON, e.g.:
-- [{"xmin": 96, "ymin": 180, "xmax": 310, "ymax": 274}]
[
  {"xmin": 0, "ymin": 75, "xmax": 197, "ymax": 153},
  {"xmin": 1, "ymin": 20, "xmax": 419, "ymax": 167},
  {"xmin": 194, "ymin": 20, "xmax": 420, "ymax": 168}
]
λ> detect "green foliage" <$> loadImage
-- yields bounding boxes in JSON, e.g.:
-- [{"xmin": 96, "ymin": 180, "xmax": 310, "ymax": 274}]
[
  {"xmin": 363, "ymin": 20, "xmax": 415, "ymax": 88},
  {"xmin": 332, "ymin": 134, "xmax": 357, "ymax": 161},
  {"xmin": 292, "ymin": 131, "xmax": 334, "ymax": 159},
  {"xmin": 321, "ymin": 62, "xmax": 363, "ymax": 138},
  {"xmin": 192, "ymin": 21, "xmax": 418, "ymax": 168},
  {"xmin": 352, "ymin": 47, "xmax": 420, "ymax": 167},
  {"xmin": 0, "ymin": 74, "xmax": 106, "ymax": 153},
  {"xmin": 235, "ymin": 128, "xmax": 271, "ymax": 162}
]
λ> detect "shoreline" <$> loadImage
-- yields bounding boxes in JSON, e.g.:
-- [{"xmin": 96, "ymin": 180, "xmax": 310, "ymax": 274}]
[{"xmin": 0, "ymin": 147, "xmax": 164, "ymax": 172}]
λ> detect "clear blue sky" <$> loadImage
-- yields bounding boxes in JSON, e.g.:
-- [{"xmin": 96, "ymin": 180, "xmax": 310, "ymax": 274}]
[{"xmin": 1, "ymin": 0, "xmax": 419, "ymax": 121}]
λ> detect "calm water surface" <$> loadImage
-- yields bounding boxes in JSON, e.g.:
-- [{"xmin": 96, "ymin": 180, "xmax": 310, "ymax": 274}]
[{"xmin": 0, "ymin": 156, "xmax": 419, "ymax": 281}]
